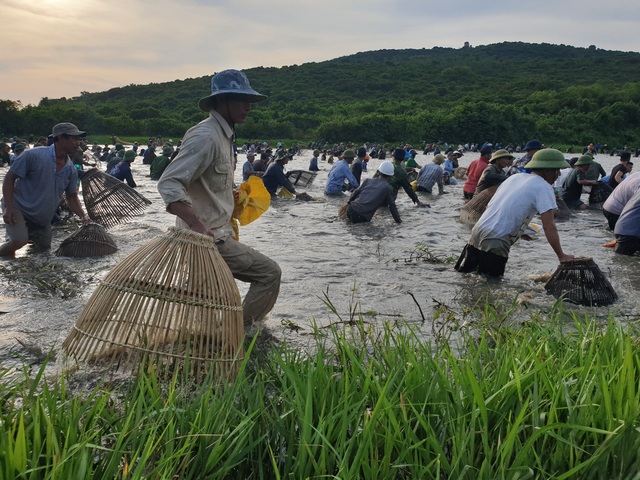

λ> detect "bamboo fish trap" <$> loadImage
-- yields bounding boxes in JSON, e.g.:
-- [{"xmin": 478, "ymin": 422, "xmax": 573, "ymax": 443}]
[
  {"xmin": 81, "ymin": 168, "xmax": 152, "ymax": 229},
  {"xmin": 286, "ymin": 170, "xmax": 318, "ymax": 187},
  {"xmin": 62, "ymin": 227, "xmax": 244, "ymax": 381},
  {"xmin": 554, "ymin": 198, "xmax": 572, "ymax": 218},
  {"xmin": 56, "ymin": 223, "xmax": 118, "ymax": 257},
  {"xmin": 459, "ymin": 185, "xmax": 499, "ymax": 224},
  {"xmin": 544, "ymin": 257, "xmax": 618, "ymax": 306}
]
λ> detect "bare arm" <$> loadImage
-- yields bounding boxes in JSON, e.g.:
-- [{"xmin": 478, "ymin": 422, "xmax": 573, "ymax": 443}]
[
  {"xmin": 614, "ymin": 170, "xmax": 625, "ymax": 184},
  {"xmin": 64, "ymin": 193, "xmax": 91, "ymax": 224},
  {"xmin": 166, "ymin": 200, "xmax": 212, "ymax": 237},
  {"xmin": 1, "ymin": 171, "xmax": 18, "ymax": 225},
  {"xmin": 540, "ymin": 210, "xmax": 574, "ymax": 262}
]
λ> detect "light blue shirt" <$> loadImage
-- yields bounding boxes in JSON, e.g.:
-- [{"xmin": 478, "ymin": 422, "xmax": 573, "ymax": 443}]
[
  {"xmin": 7, "ymin": 144, "xmax": 77, "ymax": 225},
  {"xmin": 324, "ymin": 160, "xmax": 359, "ymax": 195}
]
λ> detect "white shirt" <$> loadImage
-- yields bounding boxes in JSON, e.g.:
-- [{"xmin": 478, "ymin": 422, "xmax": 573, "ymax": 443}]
[{"xmin": 470, "ymin": 173, "xmax": 557, "ymax": 257}]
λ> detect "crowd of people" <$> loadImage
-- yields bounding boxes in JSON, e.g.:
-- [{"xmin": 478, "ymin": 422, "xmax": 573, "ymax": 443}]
[{"xmin": 2, "ymin": 69, "xmax": 639, "ymax": 334}]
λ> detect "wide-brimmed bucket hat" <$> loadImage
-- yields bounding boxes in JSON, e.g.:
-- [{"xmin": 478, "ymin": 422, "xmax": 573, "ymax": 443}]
[
  {"xmin": 525, "ymin": 148, "xmax": 569, "ymax": 169},
  {"xmin": 198, "ymin": 69, "xmax": 267, "ymax": 111}
]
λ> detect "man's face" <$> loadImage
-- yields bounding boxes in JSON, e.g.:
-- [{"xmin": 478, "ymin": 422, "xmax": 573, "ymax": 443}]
[
  {"xmin": 225, "ymin": 98, "xmax": 252, "ymax": 124},
  {"xmin": 627, "ymin": 164, "xmax": 634, "ymax": 173},
  {"xmin": 57, "ymin": 135, "xmax": 82, "ymax": 156}
]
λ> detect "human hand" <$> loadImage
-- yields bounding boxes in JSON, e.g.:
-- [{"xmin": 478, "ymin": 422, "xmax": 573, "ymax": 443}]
[
  {"xmin": 558, "ymin": 253, "xmax": 575, "ymax": 262},
  {"xmin": 2, "ymin": 209, "xmax": 17, "ymax": 226}
]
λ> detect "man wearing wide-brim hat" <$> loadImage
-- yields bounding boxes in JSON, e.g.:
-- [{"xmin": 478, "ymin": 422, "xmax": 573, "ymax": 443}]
[
  {"xmin": 157, "ymin": 69, "xmax": 281, "ymax": 331},
  {"xmin": 455, "ymin": 148, "xmax": 574, "ymax": 277},
  {"xmin": 475, "ymin": 149, "xmax": 514, "ymax": 194},
  {"xmin": 560, "ymin": 154, "xmax": 600, "ymax": 210},
  {"xmin": 0, "ymin": 122, "xmax": 91, "ymax": 257}
]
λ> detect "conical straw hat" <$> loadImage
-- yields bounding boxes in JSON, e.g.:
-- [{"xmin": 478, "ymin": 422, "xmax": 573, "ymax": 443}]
[
  {"xmin": 62, "ymin": 227, "xmax": 244, "ymax": 381},
  {"xmin": 81, "ymin": 168, "xmax": 152, "ymax": 229}
]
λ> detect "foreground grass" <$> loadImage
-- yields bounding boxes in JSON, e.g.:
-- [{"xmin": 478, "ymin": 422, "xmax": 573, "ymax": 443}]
[{"xmin": 2, "ymin": 307, "xmax": 640, "ymax": 479}]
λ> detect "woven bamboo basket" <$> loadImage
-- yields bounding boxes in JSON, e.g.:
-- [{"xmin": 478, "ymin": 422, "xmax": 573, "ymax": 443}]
[
  {"xmin": 81, "ymin": 168, "xmax": 152, "ymax": 229},
  {"xmin": 286, "ymin": 170, "xmax": 318, "ymax": 187},
  {"xmin": 554, "ymin": 198, "xmax": 572, "ymax": 218},
  {"xmin": 544, "ymin": 256, "xmax": 618, "ymax": 306},
  {"xmin": 459, "ymin": 185, "xmax": 499, "ymax": 224},
  {"xmin": 56, "ymin": 223, "xmax": 118, "ymax": 257},
  {"xmin": 588, "ymin": 182, "xmax": 613, "ymax": 210},
  {"xmin": 62, "ymin": 227, "xmax": 244, "ymax": 381}
]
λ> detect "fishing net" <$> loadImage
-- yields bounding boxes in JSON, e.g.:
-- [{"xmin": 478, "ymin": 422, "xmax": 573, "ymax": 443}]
[
  {"xmin": 544, "ymin": 256, "xmax": 618, "ymax": 306},
  {"xmin": 55, "ymin": 223, "xmax": 118, "ymax": 257},
  {"xmin": 62, "ymin": 227, "xmax": 244, "ymax": 381}
]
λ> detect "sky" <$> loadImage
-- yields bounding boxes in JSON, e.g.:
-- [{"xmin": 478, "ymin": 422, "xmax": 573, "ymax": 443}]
[{"xmin": 3, "ymin": 0, "xmax": 640, "ymax": 106}]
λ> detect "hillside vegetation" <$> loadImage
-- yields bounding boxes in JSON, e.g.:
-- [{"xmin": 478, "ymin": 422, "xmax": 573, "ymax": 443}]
[{"xmin": 2, "ymin": 42, "xmax": 640, "ymax": 146}]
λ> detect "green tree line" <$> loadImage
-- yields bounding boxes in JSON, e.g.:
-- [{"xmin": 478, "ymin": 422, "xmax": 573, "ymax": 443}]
[{"xmin": 2, "ymin": 42, "xmax": 640, "ymax": 147}]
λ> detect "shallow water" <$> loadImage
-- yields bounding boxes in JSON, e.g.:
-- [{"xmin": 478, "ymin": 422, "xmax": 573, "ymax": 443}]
[{"xmin": 1, "ymin": 149, "xmax": 639, "ymax": 370}]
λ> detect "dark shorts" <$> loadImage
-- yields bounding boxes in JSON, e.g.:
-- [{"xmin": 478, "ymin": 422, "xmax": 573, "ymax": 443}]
[
  {"xmin": 564, "ymin": 197, "xmax": 585, "ymax": 210},
  {"xmin": 416, "ymin": 186, "xmax": 433, "ymax": 193},
  {"xmin": 614, "ymin": 234, "xmax": 640, "ymax": 256},
  {"xmin": 346, "ymin": 206, "xmax": 368, "ymax": 223},
  {"xmin": 454, "ymin": 244, "xmax": 508, "ymax": 277},
  {"xmin": 603, "ymin": 209, "xmax": 620, "ymax": 231}
]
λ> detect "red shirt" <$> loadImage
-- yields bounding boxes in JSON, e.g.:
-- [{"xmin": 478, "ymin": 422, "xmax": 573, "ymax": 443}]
[{"xmin": 463, "ymin": 157, "xmax": 489, "ymax": 194}]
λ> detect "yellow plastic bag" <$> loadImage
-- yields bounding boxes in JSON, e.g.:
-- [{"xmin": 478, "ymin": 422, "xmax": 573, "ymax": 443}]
[
  {"xmin": 232, "ymin": 176, "xmax": 271, "ymax": 226},
  {"xmin": 277, "ymin": 188, "xmax": 295, "ymax": 199},
  {"xmin": 411, "ymin": 180, "xmax": 418, "ymax": 191}
]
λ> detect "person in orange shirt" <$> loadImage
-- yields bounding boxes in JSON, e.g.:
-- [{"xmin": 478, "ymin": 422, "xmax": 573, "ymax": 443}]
[{"xmin": 462, "ymin": 145, "xmax": 492, "ymax": 200}]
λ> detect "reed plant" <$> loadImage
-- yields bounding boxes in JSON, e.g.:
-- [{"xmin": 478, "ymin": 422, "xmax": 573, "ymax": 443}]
[{"xmin": 1, "ymin": 303, "xmax": 640, "ymax": 479}]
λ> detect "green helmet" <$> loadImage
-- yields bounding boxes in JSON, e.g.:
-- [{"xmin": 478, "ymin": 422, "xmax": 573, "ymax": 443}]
[
  {"xmin": 525, "ymin": 148, "xmax": 569, "ymax": 169},
  {"xmin": 574, "ymin": 154, "xmax": 594, "ymax": 166}
]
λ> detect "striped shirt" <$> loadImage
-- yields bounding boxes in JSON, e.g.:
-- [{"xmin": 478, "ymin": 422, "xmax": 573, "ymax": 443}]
[{"xmin": 417, "ymin": 163, "xmax": 444, "ymax": 193}]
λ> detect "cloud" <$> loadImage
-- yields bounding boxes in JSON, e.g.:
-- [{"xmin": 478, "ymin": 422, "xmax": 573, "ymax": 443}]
[{"xmin": 2, "ymin": 0, "xmax": 639, "ymax": 105}]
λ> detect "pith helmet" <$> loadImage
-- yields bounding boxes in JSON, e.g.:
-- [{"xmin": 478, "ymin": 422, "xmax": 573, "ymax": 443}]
[
  {"xmin": 378, "ymin": 161, "xmax": 395, "ymax": 176},
  {"xmin": 525, "ymin": 148, "xmax": 569, "ymax": 169},
  {"xmin": 490, "ymin": 149, "xmax": 514, "ymax": 163},
  {"xmin": 574, "ymin": 154, "xmax": 594, "ymax": 166},
  {"xmin": 198, "ymin": 69, "xmax": 267, "ymax": 111}
]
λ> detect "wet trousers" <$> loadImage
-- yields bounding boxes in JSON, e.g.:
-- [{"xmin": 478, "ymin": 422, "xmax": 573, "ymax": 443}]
[{"xmin": 216, "ymin": 237, "xmax": 282, "ymax": 327}]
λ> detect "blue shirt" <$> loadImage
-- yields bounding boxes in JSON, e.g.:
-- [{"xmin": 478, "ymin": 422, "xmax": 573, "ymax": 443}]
[
  {"xmin": 325, "ymin": 160, "xmax": 359, "ymax": 195},
  {"xmin": 615, "ymin": 189, "xmax": 640, "ymax": 237},
  {"xmin": 242, "ymin": 160, "xmax": 255, "ymax": 181},
  {"xmin": 309, "ymin": 156, "xmax": 319, "ymax": 171},
  {"xmin": 110, "ymin": 161, "xmax": 137, "ymax": 188},
  {"xmin": 7, "ymin": 144, "xmax": 78, "ymax": 225}
]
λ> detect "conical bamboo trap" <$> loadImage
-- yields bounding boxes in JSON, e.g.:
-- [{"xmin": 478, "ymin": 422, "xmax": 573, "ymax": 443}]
[
  {"xmin": 286, "ymin": 170, "xmax": 317, "ymax": 187},
  {"xmin": 459, "ymin": 185, "xmax": 499, "ymax": 224},
  {"xmin": 56, "ymin": 223, "xmax": 118, "ymax": 257},
  {"xmin": 62, "ymin": 227, "xmax": 244, "ymax": 381},
  {"xmin": 554, "ymin": 198, "xmax": 572, "ymax": 218},
  {"xmin": 81, "ymin": 168, "xmax": 152, "ymax": 229},
  {"xmin": 545, "ymin": 256, "xmax": 618, "ymax": 306}
]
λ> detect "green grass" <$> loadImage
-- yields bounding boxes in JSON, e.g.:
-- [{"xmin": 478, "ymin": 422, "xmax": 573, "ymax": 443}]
[{"xmin": 2, "ymin": 304, "xmax": 640, "ymax": 479}]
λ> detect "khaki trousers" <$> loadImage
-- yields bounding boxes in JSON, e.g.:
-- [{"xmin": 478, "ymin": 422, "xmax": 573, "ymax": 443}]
[{"xmin": 216, "ymin": 238, "xmax": 281, "ymax": 327}]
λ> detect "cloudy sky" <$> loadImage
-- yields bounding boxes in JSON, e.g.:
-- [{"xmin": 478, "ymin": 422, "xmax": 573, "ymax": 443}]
[{"xmin": 3, "ymin": 0, "xmax": 639, "ymax": 106}]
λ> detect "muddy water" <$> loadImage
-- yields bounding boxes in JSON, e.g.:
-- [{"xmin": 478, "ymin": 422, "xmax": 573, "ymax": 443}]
[{"xmin": 1, "ymin": 150, "xmax": 639, "ymax": 369}]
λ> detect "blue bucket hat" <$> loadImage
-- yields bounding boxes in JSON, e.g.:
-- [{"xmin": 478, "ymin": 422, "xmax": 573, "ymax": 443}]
[
  {"xmin": 524, "ymin": 139, "xmax": 543, "ymax": 151},
  {"xmin": 198, "ymin": 69, "xmax": 267, "ymax": 111}
]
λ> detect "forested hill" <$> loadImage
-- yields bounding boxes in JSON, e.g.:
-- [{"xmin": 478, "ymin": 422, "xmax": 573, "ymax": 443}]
[{"xmin": 3, "ymin": 42, "xmax": 640, "ymax": 146}]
